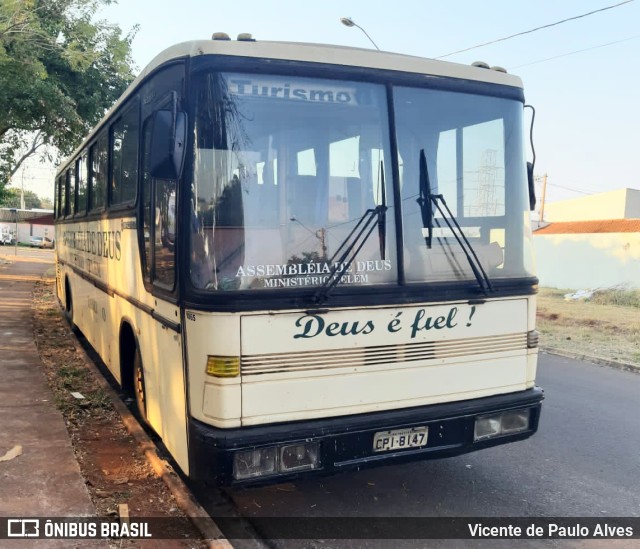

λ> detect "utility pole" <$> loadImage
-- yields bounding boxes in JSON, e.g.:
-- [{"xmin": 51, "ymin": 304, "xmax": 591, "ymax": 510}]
[
  {"xmin": 538, "ymin": 173, "xmax": 548, "ymax": 223},
  {"xmin": 20, "ymin": 170, "xmax": 26, "ymax": 210},
  {"xmin": 10, "ymin": 208, "xmax": 17, "ymax": 256}
]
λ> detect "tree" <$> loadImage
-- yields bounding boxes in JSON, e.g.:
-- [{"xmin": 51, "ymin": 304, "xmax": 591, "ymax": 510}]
[
  {"xmin": 0, "ymin": 0, "xmax": 138, "ymax": 201},
  {"xmin": 0, "ymin": 187, "xmax": 44, "ymax": 209}
]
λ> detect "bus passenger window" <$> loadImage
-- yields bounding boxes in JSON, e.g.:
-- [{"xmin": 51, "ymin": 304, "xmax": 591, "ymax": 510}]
[
  {"xmin": 89, "ymin": 133, "xmax": 108, "ymax": 211},
  {"xmin": 59, "ymin": 172, "xmax": 67, "ymax": 217},
  {"xmin": 76, "ymin": 154, "xmax": 88, "ymax": 215},
  {"xmin": 111, "ymin": 103, "xmax": 139, "ymax": 206},
  {"xmin": 54, "ymin": 175, "xmax": 60, "ymax": 218},
  {"xmin": 67, "ymin": 166, "xmax": 76, "ymax": 215}
]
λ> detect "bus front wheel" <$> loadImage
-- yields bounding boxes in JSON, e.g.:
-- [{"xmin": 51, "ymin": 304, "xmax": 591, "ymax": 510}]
[{"xmin": 133, "ymin": 347, "xmax": 149, "ymax": 426}]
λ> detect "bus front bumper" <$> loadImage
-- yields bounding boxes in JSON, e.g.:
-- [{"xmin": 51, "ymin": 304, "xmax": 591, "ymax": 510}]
[{"xmin": 188, "ymin": 386, "xmax": 543, "ymax": 486}]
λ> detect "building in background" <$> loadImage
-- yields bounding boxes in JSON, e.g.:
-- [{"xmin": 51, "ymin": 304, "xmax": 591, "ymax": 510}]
[
  {"xmin": 0, "ymin": 208, "xmax": 54, "ymax": 246},
  {"xmin": 533, "ymin": 188, "xmax": 640, "ymax": 289}
]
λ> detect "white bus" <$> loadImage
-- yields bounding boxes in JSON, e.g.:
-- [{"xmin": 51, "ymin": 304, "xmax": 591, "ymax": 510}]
[{"xmin": 54, "ymin": 36, "xmax": 542, "ymax": 485}]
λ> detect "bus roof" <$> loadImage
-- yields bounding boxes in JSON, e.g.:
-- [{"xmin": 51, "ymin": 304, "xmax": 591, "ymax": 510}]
[
  {"xmin": 57, "ymin": 39, "xmax": 522, "ymax": 175},
  {"xmin": 144, "ymin": 39, "xmax": 522, "ymax": 88}
]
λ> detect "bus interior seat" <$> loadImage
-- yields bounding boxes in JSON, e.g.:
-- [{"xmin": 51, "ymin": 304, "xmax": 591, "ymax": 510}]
[
  {"xmin": 407, "ymin": 240, "xmax": 504, "ymax": 278},
  {"xmin": 346, "ymin": 176, "xmax": 363, "ymax": 220},
  {"xmin": 250, "ymin": 163, "xmax": 279, "ymax": 227},
  {"xmin": 290, "ymin": 175, "xmax": 320, "ymax": 226}
]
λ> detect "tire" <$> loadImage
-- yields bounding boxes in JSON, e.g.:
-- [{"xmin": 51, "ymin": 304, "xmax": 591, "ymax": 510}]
[
  {"xmin": 133, "ymin": 347, "xmax": 149, "ymax": 426},
  {"xmin": 63, "ymin": 279, "xmax": 76, "ymax": 331}
]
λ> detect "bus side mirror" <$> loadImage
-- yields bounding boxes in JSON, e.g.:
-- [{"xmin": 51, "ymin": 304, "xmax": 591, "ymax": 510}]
[
  {"xmin": 527, "ymin": 161, "xmax": 536, "ymax": 211},
  {"xmin": 149, "ymin": 110, "xmax": 187, "ymax": 180}
]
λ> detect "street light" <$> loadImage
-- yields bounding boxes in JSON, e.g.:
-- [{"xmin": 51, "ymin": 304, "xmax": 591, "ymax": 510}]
[{"xmin": 340, "ymin": 17, "xmax": 380, "ymax": 51}]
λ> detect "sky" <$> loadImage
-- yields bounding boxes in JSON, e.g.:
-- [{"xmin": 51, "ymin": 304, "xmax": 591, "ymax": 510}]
[{"xmin": 14, "ymin": 0, "xmax": 640, "ymax": 212}]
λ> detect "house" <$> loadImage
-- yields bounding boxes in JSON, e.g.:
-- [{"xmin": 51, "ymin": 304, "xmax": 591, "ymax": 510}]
[
  {"xmin": 533, "ymin": 188, "xmax": 640, "ymax": 289},
  {"xmin": 0, "ymin": 208, "xmax": 54, "ymax": 246}
]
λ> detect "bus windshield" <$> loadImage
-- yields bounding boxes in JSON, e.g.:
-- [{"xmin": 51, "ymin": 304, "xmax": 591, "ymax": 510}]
[
  {"xmin": 190, "ymin": 71, "xmax": 534, "ymax": 292},
  {"xmin": 190, "ymin": 72, "xmax": 395, "ymax": 291},
  {"xmin": 394, "ymin": 87, "xmax": 534, "ymax": 284}
]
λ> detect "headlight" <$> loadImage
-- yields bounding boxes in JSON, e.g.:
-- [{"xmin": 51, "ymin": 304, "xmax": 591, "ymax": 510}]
[
  {"xmin": 280, "ymin": 443, "xmax": 320, "ymax": 472},
  {"xmin": 474, "ymin": 409, "xmax": 530, "ymax": 441},
  {"xmin": 233, "ymin": 447, "xmax": 277, "ymax": 480},
  {"xmin": 233, "ymin": 442, "xmax": 321, "ymax": 480}
]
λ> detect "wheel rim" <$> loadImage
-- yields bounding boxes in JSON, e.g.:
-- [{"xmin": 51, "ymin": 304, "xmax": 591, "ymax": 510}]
[{"xmin": 134, "ymin": 354, "xmax": 147, "ymax": 421}]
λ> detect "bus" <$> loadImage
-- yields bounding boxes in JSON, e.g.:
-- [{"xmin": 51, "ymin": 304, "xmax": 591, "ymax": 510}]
[{"xmin": 54, "ymin": 35, "xmax": 542, "ymax": 485}]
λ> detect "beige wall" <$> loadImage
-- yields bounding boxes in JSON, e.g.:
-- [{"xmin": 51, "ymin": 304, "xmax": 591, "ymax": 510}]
[
  {"xmin": 534, "ymin": 231, "xmax": 640, "ymax": 289},
  {"xmin": 17, "ymin": 223, "xmax": 53, "ymax": 244},
  {"xmin": 543, "ymin": 188, "xmax": 640, "ymax": 222},
  {"xmin": 625, "ymin": 189, "xmax": 640, "ymax": 218}
]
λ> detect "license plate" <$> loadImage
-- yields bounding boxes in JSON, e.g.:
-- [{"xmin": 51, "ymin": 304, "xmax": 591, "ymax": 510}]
[{"xmin": 372, "ymin": 426, "xmax": 428, "ymax": 452}]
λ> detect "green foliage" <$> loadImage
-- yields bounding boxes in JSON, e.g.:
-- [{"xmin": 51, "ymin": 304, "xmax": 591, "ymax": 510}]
[
  {"xmin": 0, "ymin": 0, "xmax": 138, "ymax": 197},
  {"xmin": 0, "ymin": 187, "xmax": 43, "ymax": 209},
  {"xmin": 0, "ymin": 186, "xmax": 53, "ymax": 209}
]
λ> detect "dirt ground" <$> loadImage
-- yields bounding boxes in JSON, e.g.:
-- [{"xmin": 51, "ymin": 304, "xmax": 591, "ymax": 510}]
[
  {"xmin": 536, "ymin": 288, "xmax": 640, "ymax": 368},
  {"xmin": 32, "ymin": 276, "xmax": 208, "ymax": 548}
]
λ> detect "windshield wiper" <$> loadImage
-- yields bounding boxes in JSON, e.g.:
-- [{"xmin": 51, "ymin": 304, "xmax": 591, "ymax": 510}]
[
  {"xmin": 417, "ymin": 150, "xmax": 434, "ymax": 248},
  {"xmin": 377, "ymin": 161, "xmax": 387, "ymax": 259},
  {"xmin": 417, "ymin": 149, "xmax": 493, "ymax": 294},
  {"xmin": 313, "ymin": 163, "xmax": 387, "ymax": 305}
]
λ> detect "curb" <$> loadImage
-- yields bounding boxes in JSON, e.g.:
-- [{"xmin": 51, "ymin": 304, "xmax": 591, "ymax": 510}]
[
  {"xmin": 64, "ymin": 315, "xmax": 234, "ymax": 548},
  {"xmin": 541, "ymin": 347, "xmax": 640, "ymax": 374}
]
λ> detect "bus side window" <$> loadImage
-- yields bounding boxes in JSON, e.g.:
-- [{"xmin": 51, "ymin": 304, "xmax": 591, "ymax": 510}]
[
  {"xmin": 54, "ymin": 175, "xmax": 58, "ymax": 219},
  {"xmin": 68, "ymin": 165, "xmax": 76, "ymax": 216},
  {"xmin": 89, "ymin": 132, "xmax": 108, "ymax": 211},
  {"xmin": 155, "ymin": 179, "xmax": 176, "ymax": 288},
  {"xmin": 59, "ymin": 174, "xmax": 66, "ymax": 218},
  {"xmin": 141, "ymin": 115, "xmax": 177, "ymax": 290},
  {"xmin": 76, "ymin": 154, "xmax": 88, "ymax": 215},
  {"xmin": 111, "ymin": 101, "xmax": 139, "ymax": 206},
  {"xmin": 141, "ymin": 120, "xmax": 153, "ymax": 283}
]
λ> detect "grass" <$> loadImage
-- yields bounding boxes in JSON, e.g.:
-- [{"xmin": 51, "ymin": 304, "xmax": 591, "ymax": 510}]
[
  {"xmin": 32, "ymin": 281, "xmax": 117, "ymax": 418},
  {"xmin": 85, "ymin": 387, "xmax": 112, "ymax": 412},
  {"xmin": 590, "ymin": 287, "xmax": 640, "ymax": 308},
  {"xmin": 45, "ymin": 354, "xmax": 116, "ymax": 415},
  {"xmin": 57, "ymin": 363, "xmax": 89, "ymax": 387},
  {"xmin": 537, "ymin": 287, "xmax": 640, "ymax": 366}
]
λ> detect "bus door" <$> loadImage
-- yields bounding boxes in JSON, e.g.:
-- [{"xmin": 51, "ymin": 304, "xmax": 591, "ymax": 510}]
[{"xmin": 137, "ymin": 66, "xmax": 190, "ymax": 473}]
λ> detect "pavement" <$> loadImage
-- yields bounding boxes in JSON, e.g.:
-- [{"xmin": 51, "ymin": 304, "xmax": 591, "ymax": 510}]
[
  {"xmin": 0, "ymin": 251, "xmax": 110, "ymax": 547},
  {"xmin": 0, "ymin": 250, "xmax": 235, "ymax": 548}
]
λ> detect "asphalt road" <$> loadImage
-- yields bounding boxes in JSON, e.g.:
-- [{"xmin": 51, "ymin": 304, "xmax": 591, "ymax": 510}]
[{"xmin": 201, "ymin": 353, "xmax": 640, "ymax": 548}]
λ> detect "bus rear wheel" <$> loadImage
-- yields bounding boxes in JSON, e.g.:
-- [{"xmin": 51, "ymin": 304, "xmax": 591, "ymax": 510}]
[
  {"xmin": 133, "ymin": 347, "xmax": 149, "ymax": 426},
  {"xmin": 63, "ymin": 278, "xmax": 76, "ymax": 331}
]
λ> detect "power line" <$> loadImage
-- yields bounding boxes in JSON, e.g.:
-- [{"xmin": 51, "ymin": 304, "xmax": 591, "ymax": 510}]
[
  {"xmin": 510, "ymin": 35, "xmax": 640, "ymax": 69},
  {"xmin": 435, "ymin": 0, "xmax": 635, "ymax": 59},
  {"xmin": 546, "ymin": 182, "xmax": 596, "ymax": 196}
]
